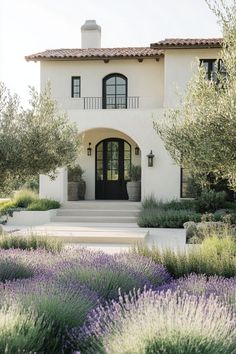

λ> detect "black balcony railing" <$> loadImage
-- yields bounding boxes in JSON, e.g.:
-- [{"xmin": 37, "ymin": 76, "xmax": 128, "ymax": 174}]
[{"xmin": 83, "ymin": 96, "xmax": 139, "ymax": 110}]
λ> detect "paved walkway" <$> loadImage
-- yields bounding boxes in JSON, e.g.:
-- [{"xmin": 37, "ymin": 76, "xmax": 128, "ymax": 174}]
[{"xmin": 3, "ymin": 223, "xmax": 186, "ymax": 254}]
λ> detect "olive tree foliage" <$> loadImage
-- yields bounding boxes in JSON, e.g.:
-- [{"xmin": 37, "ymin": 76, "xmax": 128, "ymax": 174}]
[
  {"xmin": 154, "ymin": 0, "xmax": 236, "ymax": 191},
  {"xmin": 0, "ymin": 83, "xmax": 80, "ymax": 194}
]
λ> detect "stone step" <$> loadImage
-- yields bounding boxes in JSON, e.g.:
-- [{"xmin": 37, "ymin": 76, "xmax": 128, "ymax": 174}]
[
  {"xmin": 61, "ymin": 201, "xmax": 141, "ymax": 210},
  {"xmin": 57, "ymin": 209, "xmax": 139, "ymax": 217},
  {"xmin": 51, "ymin": 215, "xmax": 138, "ymax": 223},
  {"xmin": 45, "ymin": 222, "xmax": 139, "ymax": 228},
  {"xmin": 14, "ymin": 224, "xmax": 148, "ymax": 244}
]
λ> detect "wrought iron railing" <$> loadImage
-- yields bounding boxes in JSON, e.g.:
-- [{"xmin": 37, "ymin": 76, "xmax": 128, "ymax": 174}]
[{"xmin": 83, "ymin": 96, "xmax": 139, "ymax": 110}]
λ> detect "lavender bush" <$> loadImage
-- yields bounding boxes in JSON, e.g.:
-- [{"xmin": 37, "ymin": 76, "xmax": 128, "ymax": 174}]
[
  {"xmin": 0, "ymin": 249, "xmax": 59, "ymax": 282},
  {"xmin": 0, "ymin": 304, "xmax": 49, "ymax": 353},
  {"xmin": 113, "ymin": 253, "xmax": 172, "ymax": 287},
  {"xmin": 73, "ymin": 289, "xmax": 236, "ymax": 354},
  {"xmin": 158, "ymin": 274, "xmax": 236, "ymax": 307},
  {"xmin": 56, "ymin": 250, "xmax": 170, "ymax": 300},
  {"xmin": 0, "ymin": 275, "xmax": 99, "ymax": 353},
  {"xmin": 0, "ymin": 258, "xmax": 34, "ymax": 282}
]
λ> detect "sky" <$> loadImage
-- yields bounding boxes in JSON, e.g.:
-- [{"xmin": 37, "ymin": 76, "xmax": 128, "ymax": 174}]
[{"xmin": 0, "ymin": 0, "xmax": 222, "ymax": 106}]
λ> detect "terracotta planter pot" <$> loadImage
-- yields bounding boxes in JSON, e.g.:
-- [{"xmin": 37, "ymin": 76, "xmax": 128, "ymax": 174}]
[{"xmin": 126, "ymin": 181, "xmax": 141, "ymax": 201}]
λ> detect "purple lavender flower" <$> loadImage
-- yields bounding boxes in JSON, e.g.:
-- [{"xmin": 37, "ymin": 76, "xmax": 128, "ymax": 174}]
[
  {"xmin": 157, "ymin": 273, "xmax": 236, "ymax": 306},
  {"xmin": 70, "ymin": 289, "xmax": 236, "ymax": 354},
  {"xmin": 113, "ymin": 253, "xmax": 172, "ymax": 287},
  {"xmin": 51, "ymin": 249, "xmax": 171, "ymax": 301}
]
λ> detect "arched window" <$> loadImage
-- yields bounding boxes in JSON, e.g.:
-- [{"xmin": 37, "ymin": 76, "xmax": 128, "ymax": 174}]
[{"xmin": 103, "ymin": 73, "xmax": 127, "ymax": 109}]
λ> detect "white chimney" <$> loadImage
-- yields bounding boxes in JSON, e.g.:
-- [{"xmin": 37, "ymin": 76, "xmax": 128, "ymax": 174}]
[{"xmin": 81, "ymin": 20, "xmax": 101, "ymax": 49}]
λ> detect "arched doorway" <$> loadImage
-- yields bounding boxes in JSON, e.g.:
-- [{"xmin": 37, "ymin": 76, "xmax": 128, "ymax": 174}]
[{"xmin": 95, "ymin": 138, "xmax": 131, "ymax": 199}]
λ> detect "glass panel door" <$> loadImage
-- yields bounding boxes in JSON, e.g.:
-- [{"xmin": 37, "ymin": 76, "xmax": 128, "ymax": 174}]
[{"xmin": 95, "ymin": 138, "xmax": 131, "ymax": 199}]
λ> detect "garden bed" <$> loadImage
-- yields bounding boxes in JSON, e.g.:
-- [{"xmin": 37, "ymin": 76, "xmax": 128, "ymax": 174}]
[
  {"xmin": 0, "ymin": 189, "xmax": 60, "ymax": 226},
  {"xmin": 0, "ymin": 229, "xmax": 234, "ymax": 353},
  {"xmin": 138, "ymin": 193, "xmax": 236, "ymax": 228},
  {"xmin": 7, "ymin": 209, "xmax": 57, "ymax": 226}
]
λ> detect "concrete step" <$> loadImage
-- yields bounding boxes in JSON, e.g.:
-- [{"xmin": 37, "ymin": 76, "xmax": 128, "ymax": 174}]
[
  {"xmin": 15, "ymin": 223, "xmax": 148, "ymax": 244},
  {"xmin": 57, "ymin": 209, "xmax": 139, "ymax": 217},
  {"xmin": 44, "ymin": 222, "xmax": 139, "ymax": 228},
  {"xmin": 51, "ymin": 215, "xmax": 138, "ymax": 223},
  {"xmin": 61, "ymin": 201, "xmax": 141, "ymax": 210}
]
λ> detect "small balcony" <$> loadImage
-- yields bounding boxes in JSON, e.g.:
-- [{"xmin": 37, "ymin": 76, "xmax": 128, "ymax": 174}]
[{"xmin": 83, "ymin": 96, "xmax": 139, "ymax": 110}]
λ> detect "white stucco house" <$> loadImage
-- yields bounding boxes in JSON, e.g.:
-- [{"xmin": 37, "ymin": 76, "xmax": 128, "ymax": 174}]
[{"xmin": 25, "ymin": 20, "xmax": 222, "ymax": 203}]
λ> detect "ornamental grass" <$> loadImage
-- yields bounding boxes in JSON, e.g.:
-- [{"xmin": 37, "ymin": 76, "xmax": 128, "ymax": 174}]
[
  {"xmin": 0, "ymin": 233, "xmax": 63, "ymax": 252},
  {"xmin": 133, "ymin": 234, "xmax": 236, "ymax": 278},
  {"xmin": 73, "ymin": 289, "xmax": 236, "ymax": 354}
]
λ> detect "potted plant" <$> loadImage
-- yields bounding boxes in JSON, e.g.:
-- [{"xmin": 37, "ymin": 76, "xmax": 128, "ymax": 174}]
[
  {"xmin": 68, "ymin": 164, "xmax": 86, "ymax": 201},
  {"xmin": 126, "ymin": 165, "xmax": 141, "ymax": 201}
]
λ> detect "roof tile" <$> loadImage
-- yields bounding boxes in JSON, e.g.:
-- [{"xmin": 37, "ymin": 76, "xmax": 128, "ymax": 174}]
[
  {"xmin": 151, "ymin": 38, "xmax": 223, "ymax": 49},
  {"xmin": 25, "ymin": 47, "xmax": 163, "ymax": 61}
]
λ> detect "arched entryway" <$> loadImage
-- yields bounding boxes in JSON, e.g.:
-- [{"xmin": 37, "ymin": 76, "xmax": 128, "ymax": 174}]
[{"xmin": 95, "ymin": 138, "xmax": 131, "ymax": 199}]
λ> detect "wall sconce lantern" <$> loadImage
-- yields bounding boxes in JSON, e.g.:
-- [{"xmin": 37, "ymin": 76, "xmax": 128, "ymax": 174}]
[
  {"xmin": 87, "ymin": 142, "xmax": 92, "ymax": 156},
  {"xmin": 135, "ymin": 146, "xmax": 140, "ymax": 155},
  {"xmin": 147, "ymin": 150, "xmax": 154, "ymax": 167}
]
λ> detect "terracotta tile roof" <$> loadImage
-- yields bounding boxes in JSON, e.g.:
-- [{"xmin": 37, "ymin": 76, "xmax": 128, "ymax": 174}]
[
  {"xmin": 25, "ymin": 47, "xmax": 163, "ymax": 62},
  {"xmin": 151, "ymin": 38, "xmax": 223, "ymax": 49}
]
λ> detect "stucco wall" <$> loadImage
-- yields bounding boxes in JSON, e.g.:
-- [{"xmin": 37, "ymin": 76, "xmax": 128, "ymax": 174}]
[
  {"xmin": 38, "ymin": 47, "xmax": 221, "ymax": 202},
  {"xmin": 164, "ymin": 48, "xmax": 221, "ymax": 107},
  {"xmin": 40, "ymin": 58, "xmax": 164, "ymax": 110}
]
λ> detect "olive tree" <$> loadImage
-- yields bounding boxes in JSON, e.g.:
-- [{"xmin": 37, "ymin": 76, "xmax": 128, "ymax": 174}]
[
  {"xmin": 154, "ymin": 0, "xmax": 236, "ymax": 191},
  {"xmin": 0, "ymin": 83, "xmax": 80, "ymax": 194}
]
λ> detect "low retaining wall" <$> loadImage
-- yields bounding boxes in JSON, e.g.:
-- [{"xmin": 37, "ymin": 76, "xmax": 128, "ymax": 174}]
[{"xmin": 7, "ymin": 209, "xmax": 57, "ymax": 226}]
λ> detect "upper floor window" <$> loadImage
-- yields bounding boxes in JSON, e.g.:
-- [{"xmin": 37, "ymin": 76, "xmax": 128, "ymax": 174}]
[
  {"xmin": 103, "ymin": 73, "xmax": 127, "ymax": 109},
  {"xmin": 200, "ymin": 59, "xmax": 217, "ymax": 80},
  {"xmin": 200, "ymin": 59, "xmax": 227, "ymax": 81},
  {"xmin": 71, "ymin": 76, "xmax": 81, "ymax": 98}
]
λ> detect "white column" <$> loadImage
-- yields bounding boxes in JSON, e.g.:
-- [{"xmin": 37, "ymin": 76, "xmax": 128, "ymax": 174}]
[{"xmin": 39, "ymin": 167, "xmax": 68, "ymax": 202}]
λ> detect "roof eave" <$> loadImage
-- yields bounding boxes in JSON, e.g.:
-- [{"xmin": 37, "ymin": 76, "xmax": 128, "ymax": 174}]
[
  {"xmin": 150, "ymin": 44, "xmax": 222, "ymax": 49},
  {"xmin": 25, "ymin": 54, "xmax": 164, "ymax": 62}
]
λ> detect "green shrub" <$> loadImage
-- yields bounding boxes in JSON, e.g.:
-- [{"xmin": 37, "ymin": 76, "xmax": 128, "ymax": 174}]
[
  {"xmin": 142, "ymin": 196, "xmax": 196, "ymax": 211},
  {"xmin": 68, "ymin": 164, "xmax": 85, "ymax": 182},
  {"xmin": 195, "ymin": 189, "xmax": 226, "ymax": 213},
  {"xmin": 0, "ymin": 200, "xmax": 10, "ymax": 207},
  {"xmin": 27, "ymin": 198, "xmax": 60, "ymax": 211},
  {"xmin": 0, "ymin": 305, "xmax": 48, "ymax": 353},
  {"xmin": 184, "ymin": 221, "xmax": 236, "ymax": 243},
  {"xmin": 0, "ymin": 233, "xmax": 63, "ymax": 252},
  {"xmin": 22, "ymin": 176, "xmax": 39, "ymax": 192},
  {"xmin": 133, "ymin": 233, "xmax": 236, "ymax": 278},
  {"xmin": 130, "ymin": 164, "xmax": 141, "ymax": 181},
  {"xmin": 224, "ymin": 201, "xmax": 236, "ymax": 211},
  {"xmin": 0, "ymin": 201, "xmax": 17, "ymax": 215},
  {"xmin": 13, "ymin": 189, "xmax": 38, "ymax": 208},
  {"xmin": 138, "ymin": 209, "xmax": 201, "ymax": 228},
  {"xmin": 166, "ymin": 199, "xmax": 196, "ymax": 210}
]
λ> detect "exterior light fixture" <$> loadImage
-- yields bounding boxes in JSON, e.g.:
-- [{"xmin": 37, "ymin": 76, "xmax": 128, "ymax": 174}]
[
  {"xmin": 135, "ymin": 146, "xmax": 140, "ymax": 155},
  {"xmin": 87, "ymin": 142, "xmax": 92, "ymax": 156},
  {"xmin": 147, "ymin": 150, "xmax": 154, "ymax": 167}
]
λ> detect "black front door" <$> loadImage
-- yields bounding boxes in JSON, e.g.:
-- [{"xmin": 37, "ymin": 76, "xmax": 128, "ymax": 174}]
[{"xmin": 95, "ymin": 138, "xmax": 131, "ymax": 200}]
